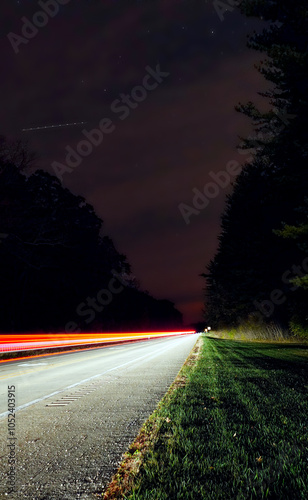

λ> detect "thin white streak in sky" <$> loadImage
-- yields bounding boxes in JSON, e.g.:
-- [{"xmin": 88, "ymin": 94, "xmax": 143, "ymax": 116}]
[{"xmin": 22, "ymin": 122, "xmax": 87, "ymax": 132}]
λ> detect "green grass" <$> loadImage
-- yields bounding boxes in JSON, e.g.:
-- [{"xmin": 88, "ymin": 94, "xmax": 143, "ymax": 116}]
[{"xmin": 122, "ymin": 336, "xmax": 308, "ymax": 500}]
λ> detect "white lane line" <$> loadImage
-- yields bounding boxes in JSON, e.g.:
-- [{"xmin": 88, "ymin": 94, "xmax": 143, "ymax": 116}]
[
  {"xmin": 46, "ymin": 385, "xmax": 99, "ymax": 406},
  {"xmin": 46, "ymin": 403, "xmax": 68, "ymax": 407},
  {"xmin": 61, "ymin": 396, "xmax": 83, "ymax": 399},
  {"xmin": 59, "ymin": 397, "xmax": 82, "ymax": 400},
  {"xmin": 46, "ymin": 392, "xmax": 94, "ymax": 406},
  {"xmin": 18, "ymin": 363, "xmax": 48, "ymax": 366},
  {"xmin": 53, "ymin": 400, "xmax": 78, "ymax": 403},
  {"xmin": 0, "ymin": 335, "xmax": 193, "ymax": 419},
  {"xmin": 58, "ymin": 399, "xmax": 78, "ymax": 401}
]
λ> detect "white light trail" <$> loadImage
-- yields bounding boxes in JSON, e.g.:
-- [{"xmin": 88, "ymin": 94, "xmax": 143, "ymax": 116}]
[{"xmin": 22, "ymin": 121, "xmax": 87, "ymax": 132}]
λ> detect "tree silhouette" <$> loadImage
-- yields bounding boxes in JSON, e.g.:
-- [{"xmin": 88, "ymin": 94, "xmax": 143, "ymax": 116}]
[
  {"xmin": 203, "ymin": 0, "xmax": 308, "ymax": 336},
  {"xmin": 0, "ymin": 139, "xmax": 182, "ymax": 332}
]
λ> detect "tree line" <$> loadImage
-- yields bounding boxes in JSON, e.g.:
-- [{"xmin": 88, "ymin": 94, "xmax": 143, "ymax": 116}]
[
  {"xmin": 0, "ymin": 137, "xmax": 182, "ymax": 333},
  {"xmin": 203, "ymin": 0, "xmax": 308, "ymax": 338}
]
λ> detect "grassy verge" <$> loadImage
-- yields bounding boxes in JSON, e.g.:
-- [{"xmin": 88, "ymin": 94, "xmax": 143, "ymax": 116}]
[
  {"xmin": 211, "ymin": 323, "xmax": 307, "ymax": 342},
  {"xmin": 102, "ymin": 335, "xmax": 308, "ymax": 499}
]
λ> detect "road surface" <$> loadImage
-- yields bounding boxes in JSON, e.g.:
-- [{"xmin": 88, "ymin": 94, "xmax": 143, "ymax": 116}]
[{"xmin": 0, "ymin": 334, "xmax": 199, "ymax": 499}]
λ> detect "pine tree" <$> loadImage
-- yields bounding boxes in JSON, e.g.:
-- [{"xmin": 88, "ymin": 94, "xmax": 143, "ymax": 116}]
[{"xmin": 203, "ymin": 1, "xmax": 308, "ymax": 334}]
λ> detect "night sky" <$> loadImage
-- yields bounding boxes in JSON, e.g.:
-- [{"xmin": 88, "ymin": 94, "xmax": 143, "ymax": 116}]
[{"xmin": 1, "ymin": 0, "xmax": 267, "ymax": 325}]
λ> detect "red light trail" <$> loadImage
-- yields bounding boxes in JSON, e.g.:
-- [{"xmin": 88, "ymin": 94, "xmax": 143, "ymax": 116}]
[{"xmin": 0, "ymin": 331, "xmax": 196, "ymax": 356}]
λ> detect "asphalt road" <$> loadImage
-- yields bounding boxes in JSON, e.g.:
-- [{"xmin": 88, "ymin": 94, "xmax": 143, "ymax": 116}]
[{"xmin": 0, "ymin": 334, "xmax": 199, "ymax": 499}]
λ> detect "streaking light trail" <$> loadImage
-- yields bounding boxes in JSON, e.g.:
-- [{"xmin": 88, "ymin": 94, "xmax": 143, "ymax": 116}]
[
  {"xmin": 0, "ymin": 331, "xmax": 196, "ymax": 356},
  {"xmin": 22, "ymin": 121, "xmax": 87, "ymax": 132}
]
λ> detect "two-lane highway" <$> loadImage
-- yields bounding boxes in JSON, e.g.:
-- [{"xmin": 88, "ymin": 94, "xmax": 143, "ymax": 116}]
[{"xmin": 0, "ymin": 333, "xmax": 199, "ymax": 499}]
